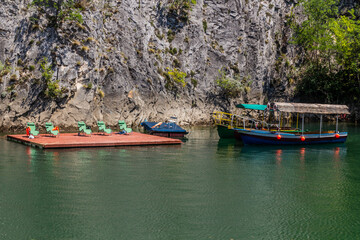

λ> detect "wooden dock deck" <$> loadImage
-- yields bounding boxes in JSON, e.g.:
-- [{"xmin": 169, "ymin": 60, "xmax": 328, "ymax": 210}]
[{"xmin": 7, "ymin": 132, "xmax": 182, "ymax": 149}]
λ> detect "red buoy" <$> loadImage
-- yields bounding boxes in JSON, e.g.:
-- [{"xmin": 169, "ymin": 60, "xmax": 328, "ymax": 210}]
[
  {"xmin": 335, "ymin": 133, "xmax": 340, "ymax": 138},
  {"xmin": 301, "ymin": 136, "xmax": 306, "ymax": 141},
  {"xmin": 277, "ymin": 134, "xmax": 282, "ymax": 140}
]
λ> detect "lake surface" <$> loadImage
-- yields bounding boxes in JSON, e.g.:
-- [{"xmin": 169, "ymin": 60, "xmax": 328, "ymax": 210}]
[{"xmin": 1, "ymin": 124, "xmax": 360, "ymax": 239}]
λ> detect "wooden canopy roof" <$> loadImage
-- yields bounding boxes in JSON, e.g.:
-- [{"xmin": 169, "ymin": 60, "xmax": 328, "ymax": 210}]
[{"xmin": 272, "ymin": 102, "xmax": 350, "ymax": 115}]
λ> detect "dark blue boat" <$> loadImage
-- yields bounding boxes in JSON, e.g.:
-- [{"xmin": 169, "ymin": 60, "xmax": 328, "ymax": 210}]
[
  {"xmin": 141, "ymin": 119, "xmax": 188, "ymax": 138},
  {"xmin": 235, "ymin": 129, "xmax": 347, "ymax": 145}
]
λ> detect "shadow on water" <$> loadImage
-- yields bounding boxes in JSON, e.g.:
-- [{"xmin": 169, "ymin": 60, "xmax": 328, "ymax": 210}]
[
  {"xmin": 217, "ymin": 138, "xmax": 242, "ymax": 148},
  {"xmin": 215, "ymin": 139, "xmax": 243, "ymax": 158}
]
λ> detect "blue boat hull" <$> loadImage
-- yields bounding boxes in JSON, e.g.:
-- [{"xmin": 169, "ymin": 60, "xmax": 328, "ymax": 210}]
[{"xmin": 234, "ymin": 129, "xmax": 347, "ymax": 145}]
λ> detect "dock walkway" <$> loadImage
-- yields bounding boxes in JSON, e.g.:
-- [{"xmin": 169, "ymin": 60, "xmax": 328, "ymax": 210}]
[{"xmin": 7, "ymin": 132, "xmax": 182, "ymax": 149}]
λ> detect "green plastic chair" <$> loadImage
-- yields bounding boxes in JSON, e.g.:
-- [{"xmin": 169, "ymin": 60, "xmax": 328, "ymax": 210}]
[
  {"xmin": 97, "ymin": 121, "xmax": 112, "ymax": 135},
  {"xmin": 45, "ymin": 122, "xmax": 59, "ymax": 137},
  {"xmin": 78, "ymin": 121, "xmax": 92, "ymax": 136},
  {"xmin": 118, "ymin": 120, "xmax": 132, "ymax": 134},
  {"xmin": 26, "ymin": 122, "xmax": 39, "ymax": 136}
]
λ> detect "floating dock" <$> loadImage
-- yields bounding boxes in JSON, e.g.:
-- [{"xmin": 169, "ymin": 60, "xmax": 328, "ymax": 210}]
[{"xmin": 7, "ymin": 132, "xmax": 182, "ymax": 149}]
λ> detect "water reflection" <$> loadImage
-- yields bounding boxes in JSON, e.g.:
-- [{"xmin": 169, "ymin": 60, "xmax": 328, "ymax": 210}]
[
  {"xmin": 215, "ymin": 138, "xmax": 348, "ymax": 166},
  {"xmin": 216, "ymin": 139, "xmax": 242, "ymax": 159},
  {"xmin": 299, "ymin": 148, "xmax": 305, "ymax": 164},
  {"xmin": 276, "ymin": 149, "xmax": 282, "ymax": 164},
  {"xmin": 334, "ymin": 147, "xmax": 341, "ymax": 162}
]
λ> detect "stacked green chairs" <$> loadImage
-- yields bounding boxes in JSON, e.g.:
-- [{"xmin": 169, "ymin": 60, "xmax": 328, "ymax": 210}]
[
  {"xmin": 78, "ymin": 121, "xmax": 92, "ymax": 136},
  {"xmin": 97, "ymin": 121, "xmax": 112, "ymax": 135},
  {"xmin": 26, "ymin": 122, "xmax": 39, "ymax": 137},
  {"xmin": 45, "ymin": 122, "xmax": 59, "ymax": 137},
  {"xmin": 118, "ymin": 120, "xmax": 132, "ymax": 134}
]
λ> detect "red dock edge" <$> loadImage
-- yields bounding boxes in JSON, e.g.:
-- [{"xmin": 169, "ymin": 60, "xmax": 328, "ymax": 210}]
[{"xmin": 7, "ymin": 132, "xmax": 182, "ymax": 149}]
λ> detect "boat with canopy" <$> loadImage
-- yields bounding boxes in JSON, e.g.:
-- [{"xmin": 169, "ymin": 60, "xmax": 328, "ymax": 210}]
[
  {"xmin": 212, "ymin": 103, "xmax": 304, "ymax": 139},
  {"xmin": 234, "ymin": 102, "xmax": 350, "ymax": 145},
  {"xmin": 212, "ymin": 104, "xmax": 267, "ymax": 138}
]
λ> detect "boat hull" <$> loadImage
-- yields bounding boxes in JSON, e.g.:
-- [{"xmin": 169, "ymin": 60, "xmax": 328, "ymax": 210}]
[
  {"xmin": 149, "ymin": 132, "xmax": 187, "ymax": 138},
  {"xmin": 217, "ymin": 125, "xmax": 235, "ymax": 139},
  {"xmin": 235, "ymin": 129, "xmax": 347, "ymax": 145}
]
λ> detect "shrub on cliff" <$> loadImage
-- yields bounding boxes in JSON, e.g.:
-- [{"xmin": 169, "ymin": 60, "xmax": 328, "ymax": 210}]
[
  {"xmin": 163, "ymin": 0, "xmax": 197, "ymax": 28},
  {"xmin": 39, "ymin": 58, "xmax": 62, "ymax": 98},
  {"xmin": 30, "ymin": 0, "xmax": 84, "ymax": 27},
  {"xmin": 215, "ymin": 69, "xmax": 251, "ymax": 98},
  {"xmin": 163, "ymin": 67, "xmax": 187, "ymax": 93}
]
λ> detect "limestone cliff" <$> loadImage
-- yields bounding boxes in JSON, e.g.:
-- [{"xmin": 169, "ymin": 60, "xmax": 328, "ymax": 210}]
[{"xmin": 0, "ymin": 0, "xmax": 300, "ymax": 129}]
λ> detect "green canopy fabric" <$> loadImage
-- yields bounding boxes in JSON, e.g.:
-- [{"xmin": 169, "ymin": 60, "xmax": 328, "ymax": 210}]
[{"xmin": 236, "ymin": 104, "xmax": 267, "ymax": 111}]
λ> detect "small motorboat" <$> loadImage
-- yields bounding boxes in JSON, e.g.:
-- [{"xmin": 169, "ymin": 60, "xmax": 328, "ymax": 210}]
[{"xmin": 141, "ymin": 117, "xmax": 188, "ymax": 138}]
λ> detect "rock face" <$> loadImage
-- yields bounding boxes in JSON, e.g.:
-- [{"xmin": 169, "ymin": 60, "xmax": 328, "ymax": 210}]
[{"xmin": 0, "ymin": 0, "xmax": 300, "ymax": 130}]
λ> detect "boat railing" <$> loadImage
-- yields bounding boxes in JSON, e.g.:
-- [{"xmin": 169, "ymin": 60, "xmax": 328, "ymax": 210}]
[
  {"xmin": 213, "ymin": 111, "xmax": 246, "ymax": 128},
  {"xmin": 244, "ymin": 118, "xmax": 271, "ymax": 131},
  {"xmin": 212, "ymin": 111, "xmax": 270, "ymax": 130},
  {"xmin": 212, "ymin": 111, "xmax": 231, "ymax": 125}
]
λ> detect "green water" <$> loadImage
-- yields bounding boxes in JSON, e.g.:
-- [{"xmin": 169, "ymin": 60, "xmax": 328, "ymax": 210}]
[{"xmin": 1, "ymin": 125, "xmax": 360, "ymax": 239}]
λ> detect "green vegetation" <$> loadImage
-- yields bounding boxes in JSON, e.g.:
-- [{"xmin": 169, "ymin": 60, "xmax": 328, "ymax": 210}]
[
  {"xmin": 167, "ymin": 68, "xmax": 186, "ymax": 86},
  {"xmin": 107, "ymin": 67, "xmax": 114, "ymax": 73},
  {"xmin": 191, "ymin": 78, "xmax": 198, "ymax": 88},
  {"xmin": 172, "ymin": 58, "xmax": 181, "ymax": 68},
  {"xmin": 81, "ymin": 45, "xmax": 89, "ymax": 52},
  {"xmin": 164, "ymin": 0, "xmax": 196, "ymax": 41},
  {"xmin": 30, "ymin": 0, "xmax": 85, "ymax": 27},
  {"xmin": 168, "ymin": 0, "xmax": 196, "ymax": 9},
  {"xmin": 86, "ymin": 37, "xmax": 95, "ymax": 42},
  {"xmin": 83, "ymin": 83, "xmax": 92, "ymax": 89},
  {"xmin": 17, "ymin": 59, "xmax": 23, "ymax": 66},
  {"xmin": 29, "ymin": 65, "xmax": 36, "ymax": 71},
  {"xmin": 292, "ymin": 0, "xmax": 360, "ymax": 104},
  {"xmin": 169, "ymin": 47, "xmax": 178, "ymax": 55},
  {"xmin": 167, "ymin": 30, "xmax": 175, "ymax": 42},
  {"xmin": 168, "ymin": 0, "xmax": 196, "ymax": 20},
  {"xmin": 0, "ymin": 61, "xmax": 11, "ymax": 77},
  {"xmin": 203, "ymin": 19, "xmax": 207, "ymax": 33},
  {"xmin": 10, "ymin": 74, "xmax": 18, "ymax": 81},
  {"xmin": 0, "ymin": 61, "xmax": 4, "ymax": 72},
  {"xmin": 148, "ymin": 48, "xmax": 156, "ymax": 54},
  {"xmin": 72, "ymin": 40, "xmax": 81, "ymax": 46},
  {"xmin": 215, "ymin": 68, "xmax": 251, "ymax": 97},
  {"xmin": 155, "ymin": 29, "xmax": 164, "ymax": 40},
  {"xmin": 164, "ymin": 67, "xmax": 187, "ymax": 91},
  {"xmin": 184, "ymin": 36, "xmax": 189, "ymax": 43},
  {"xmin": 39, "ymin": 58, "xmax": 62, "ymax": 98},
  {"xmin": 97, "ymin": 88, "xmax": 105, "ymax": 98}
]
